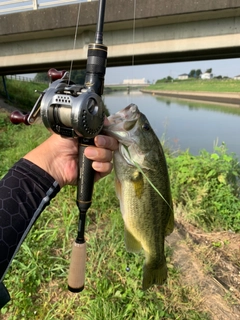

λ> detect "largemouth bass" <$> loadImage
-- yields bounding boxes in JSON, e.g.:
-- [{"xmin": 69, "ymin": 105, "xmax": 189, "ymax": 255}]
[{"xmin": 103, "ymin": 104, "xmax": 174, "ymax": 290}]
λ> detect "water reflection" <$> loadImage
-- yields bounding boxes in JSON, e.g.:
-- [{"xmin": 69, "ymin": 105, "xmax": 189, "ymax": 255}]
[
  {"xmin": 103, "ymin": 91, "xmax": 240, "ymax": 158},
  {"xmin": 157, "ymin": 96, "xmax": 240, "ymax": 116}
]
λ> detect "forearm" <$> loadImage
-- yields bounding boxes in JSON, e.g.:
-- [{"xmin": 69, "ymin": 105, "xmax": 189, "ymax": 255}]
[
  {"xmin": 0, "ymin": 131, "xmax": 117, "ymax": 308},
  {"xmin": 0, "ymin": 158, "xmax": 60, "ymax": 281}
]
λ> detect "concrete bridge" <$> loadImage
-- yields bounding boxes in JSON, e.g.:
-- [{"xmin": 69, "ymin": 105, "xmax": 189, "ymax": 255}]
[{"xmin": 1, "ymin": 0, "xmax": 240, "ymax": 75}]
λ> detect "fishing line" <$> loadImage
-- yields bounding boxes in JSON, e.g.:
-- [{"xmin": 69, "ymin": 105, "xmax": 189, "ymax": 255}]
[
  {"xmin": 126, "ymin": 0, "xmax": 137, "ymax": 104},
  {"xmin": 68, "ymin": 1, "xmax": 82, "ymax": 84},
  {"xmin": 131, "ymin": 0, "xmax": 136, "ymax": 69},
  {"xmin": 123, "ymin": 145, "xmax": 174, "ymax": 212}
]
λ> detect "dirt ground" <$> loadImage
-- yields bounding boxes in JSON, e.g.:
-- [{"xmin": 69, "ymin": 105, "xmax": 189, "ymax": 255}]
[{"xmin": 167, "ymin": 207, "xmax": 240, "ymax": 320}]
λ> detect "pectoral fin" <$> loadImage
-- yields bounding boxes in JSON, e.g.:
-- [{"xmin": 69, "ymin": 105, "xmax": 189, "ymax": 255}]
[
  {"xmin": 131, "ymin": 170, "xmax": 144, "ymax": 199},
  {"xmin": 124, "ymin": 226, "xmax": 142, "ymax": 253}
]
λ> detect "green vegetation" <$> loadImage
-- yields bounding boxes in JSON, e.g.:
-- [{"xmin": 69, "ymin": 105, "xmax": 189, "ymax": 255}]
[
  {"xmin": 0, "ymin": 77, "xmax": 111, "ymax": 113},
  {"xmin": 0, "ymin": 112, "xmax": 210, "ymax": 319},
  {"xmin": 0, "ymin": 79, "xmax": 239, "ymax": 318},
  {"xmin": 0, "ymin": 78, "xmax": 47, "ymax": 111},
  {"xmin": 0, "ymin": 71, "xmax": 85, "ymax": 112},
  {"xmin": 188, "ymin": 69, "xmax": 204, "ymax": 78},
  {"xmin": 167, "ymin": 145, "xmax": 240, "ymax": 232},
  {"xmin": 0, "ymin": 112, "xmax": 50, "ymax": 176},
  {"xmin": 148, "ymin": 78, "xmax": 240, "ymax": 93},
  {"xmin": 104, "ymin": 86, "xmax": 130, "ymax": 93}
]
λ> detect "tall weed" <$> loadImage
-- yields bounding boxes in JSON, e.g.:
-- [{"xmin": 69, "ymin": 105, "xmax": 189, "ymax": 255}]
[{"xmin": 167, "ymin": 143, "xmax": 240, "ymax": 232}]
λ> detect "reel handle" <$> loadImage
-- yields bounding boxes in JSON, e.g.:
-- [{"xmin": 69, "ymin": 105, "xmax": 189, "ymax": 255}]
[
  {"xmin": 48, "ymin": 68, "xmax": 67, "ymax": 82},
  {"xmin": 68, "ymin": 137, "xmax": 95, "ymax": 292},
  {"xmin": 10, "ymin": 111, "xmax": 30, "ymax": 125}
]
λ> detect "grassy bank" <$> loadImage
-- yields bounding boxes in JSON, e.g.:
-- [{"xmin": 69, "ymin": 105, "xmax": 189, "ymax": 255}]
[
  {"xmin": 1, "ymin": 109, "xmax": 239, "ymax": 319},
  {"xmin": 104, "ymin": 86, "xmax": 147, "ymax": 93},
  {"xmin": 1, "ymin": 77, "xmax": 240, "ymax": 113},
  {"xmin": 0, "ymin": 78, "xmax": 145, "ymax": 112},
  {"xmin": 104, "ymin": 86, "xmax": 129, "ymax": 93},
  {"xmin": 0, "ymin": 112, "xmax": 208, "ymax": 319},
  {"xmin": 148, "ymin": 78, "xmax": 240, "ymax": 93},
  {"xmin": 0, "ymin": 79, "xmax": 49, "ymax": 111}
]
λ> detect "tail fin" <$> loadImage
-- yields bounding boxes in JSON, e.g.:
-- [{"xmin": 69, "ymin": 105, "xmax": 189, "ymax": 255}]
[{"xmin": 142, "ymin": 261, "xmax": 167, "ymax": 291}]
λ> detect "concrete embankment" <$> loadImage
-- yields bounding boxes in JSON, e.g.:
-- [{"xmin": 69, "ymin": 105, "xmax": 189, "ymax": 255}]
[{"xmin": 141, "ymin": 90, "xmax": 240, "ymax": 107}]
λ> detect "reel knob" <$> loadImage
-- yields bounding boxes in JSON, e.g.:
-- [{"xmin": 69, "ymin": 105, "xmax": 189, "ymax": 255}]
[
  {"xmin": 48, "ymin": 68, "xmax": 68, "ymax": 82},
  {"xmin": 10, "ymin": 111, "xmax": 30, "ymax": 125}
]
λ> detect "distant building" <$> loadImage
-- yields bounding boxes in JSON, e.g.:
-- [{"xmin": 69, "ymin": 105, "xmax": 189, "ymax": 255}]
[
  {"xmin": 200, "ymin": 72, "xmax": 213, "ymax": 80},
  {"xmin": 233, "ymin": 75, "xmax": 240, "ymax": 80},
  {"xmin": 122, "ymin": 78, "xmax": 147, "ymax": 85},
  {"xmin": 178, "ymin": 74, "xmax": 189, "ymax": 80}
]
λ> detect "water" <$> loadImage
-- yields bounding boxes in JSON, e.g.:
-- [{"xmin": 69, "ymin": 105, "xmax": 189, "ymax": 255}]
[{"xmin": 103, "ymin": 90, "xmax": 240, "ymax": 158}]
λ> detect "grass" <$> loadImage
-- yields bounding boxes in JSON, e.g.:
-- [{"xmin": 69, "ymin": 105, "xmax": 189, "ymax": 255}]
[
  {"xmin": 167, "ymin": 145, "xmax": 240, "ymax": 232},
  {"xmin": 147, "ymin": 78, "xmax": 240, "ymax": 93},
  {"xmin": 0, "ymin": 111, "xmax": 50, "ymax": 177},
  {"xmin": 1, "ymin": 73, "xmax": 240, "ymax": 317},
  {"xmin": 0, "ymin": 112, "xmax": 211, "ymax": 319},
  {"xmin": 1, "ymin": 78, "xmax": 240, "ymax": 317},
  {"xmin": 0, "ymin": 78, "xmax": 48, "ymax": 111}
]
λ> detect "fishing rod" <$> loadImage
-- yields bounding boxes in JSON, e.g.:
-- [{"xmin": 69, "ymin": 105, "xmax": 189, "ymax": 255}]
[{"xmin": 10, "ymin": 0, "xmax": 107, "ymax": 293}]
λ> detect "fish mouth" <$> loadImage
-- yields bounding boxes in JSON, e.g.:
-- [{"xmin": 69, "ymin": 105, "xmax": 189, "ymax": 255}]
[{"xmin": 102, "ymin": 104, "xmax": 140, "ymax": 143}]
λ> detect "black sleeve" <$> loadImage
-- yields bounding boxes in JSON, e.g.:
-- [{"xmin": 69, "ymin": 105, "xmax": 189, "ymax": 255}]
[
  {"xmin": 0, "ymin": 282, "xmax": 10, "ymax": 309},
  {"xmin": 0, "ymin": 158, "xmax": 60, "ymax": 308}
]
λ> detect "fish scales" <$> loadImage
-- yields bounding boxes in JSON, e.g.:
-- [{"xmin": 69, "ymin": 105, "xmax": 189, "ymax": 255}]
[{"xmin": 103, "ymin": 103, "xmax": 174, "ymax": 290}]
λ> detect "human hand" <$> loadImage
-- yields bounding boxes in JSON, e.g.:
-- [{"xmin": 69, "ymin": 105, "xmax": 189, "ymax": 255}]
[{"xmin": 24, "ymin": 129, "xmax": 118, "ymax": 188}]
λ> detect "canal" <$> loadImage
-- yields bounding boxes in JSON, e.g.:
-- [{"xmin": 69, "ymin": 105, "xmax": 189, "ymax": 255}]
[{"xmin": 103, "ymin": 90, "xmax": 240, "ymax": 158}]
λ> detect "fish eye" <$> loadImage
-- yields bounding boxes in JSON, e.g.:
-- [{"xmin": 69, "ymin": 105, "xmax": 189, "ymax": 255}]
[{"xmin": 142, "ymin": 122, "xmax": 150, "ymax": 131}]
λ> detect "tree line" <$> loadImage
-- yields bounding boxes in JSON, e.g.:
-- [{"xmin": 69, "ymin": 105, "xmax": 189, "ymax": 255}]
[
  {"xmin": 160, "ymin": 67, "xmax": 231, "ymax": 82},
  {"xmin": 187, "ymin": 68, "xmax": 212, "ymax": 78}
]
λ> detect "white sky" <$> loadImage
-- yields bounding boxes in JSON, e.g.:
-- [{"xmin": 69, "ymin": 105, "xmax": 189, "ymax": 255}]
[{"xmin": 104, "ymin": 58, "xmax": 240, "ymax": 84}]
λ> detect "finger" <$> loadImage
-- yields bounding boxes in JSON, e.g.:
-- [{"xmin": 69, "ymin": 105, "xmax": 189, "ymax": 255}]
[
  {"xmin": 103, "ymin": 116, "xmax": 110, "ymax": 126},
  {"xmin": 84, "ymin": 147, "xmax": 113, "ymax": 162},
  {"xmin": 92, "ymin": 162, "xmax": 113, "ymax": 182},
  {"xmin": 94, "ymin": 172, "xmax": 110, "ymax": 182},
  {"xmin": 94, "ymin": 135, "xmax": 118, "ymax": 151}
]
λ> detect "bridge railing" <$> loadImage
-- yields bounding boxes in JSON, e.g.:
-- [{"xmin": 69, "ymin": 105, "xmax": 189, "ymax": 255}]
[{"xmin": 0, "ymin": 0, "xmax": 93, "ymax": 15}]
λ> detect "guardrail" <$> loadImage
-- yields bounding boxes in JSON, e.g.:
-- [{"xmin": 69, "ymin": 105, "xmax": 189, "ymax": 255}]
[
  {"xmin": 0, "ymin": 0, "xmax": 93, "ymax": 15},
  {"xmin": 6, "ymin": 75, "xmax": 47, "ymax": 83}
]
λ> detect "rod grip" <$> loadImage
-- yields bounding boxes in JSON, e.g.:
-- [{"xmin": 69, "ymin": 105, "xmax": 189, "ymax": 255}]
[
  {"xmin": 77, "ymin": 138, "xmax": 95, "ymax": 211},
  {"xmin": 68, "ymin": 241, "xmax": 86, "ymax": 292}
]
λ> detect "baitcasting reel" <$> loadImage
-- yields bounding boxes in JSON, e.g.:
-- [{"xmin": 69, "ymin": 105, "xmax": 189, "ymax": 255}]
[{"xmin": 10, "ymin": 67, "xmax": 105, "ymax": 139}]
